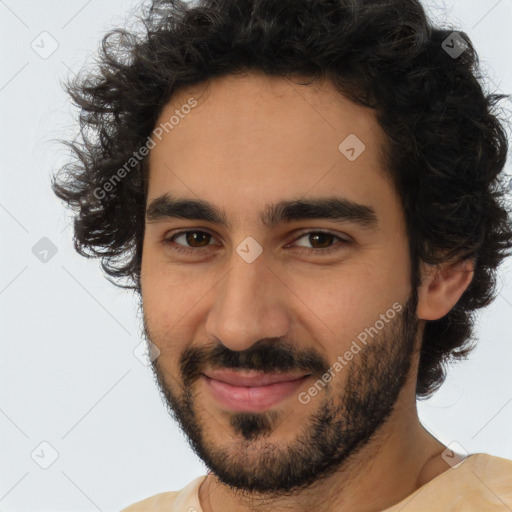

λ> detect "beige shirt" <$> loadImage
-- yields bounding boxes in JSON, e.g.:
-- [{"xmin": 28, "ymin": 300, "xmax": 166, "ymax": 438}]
[{"xmin": 120, "ymin": 453, "xmax": 512, "ymax": 511}]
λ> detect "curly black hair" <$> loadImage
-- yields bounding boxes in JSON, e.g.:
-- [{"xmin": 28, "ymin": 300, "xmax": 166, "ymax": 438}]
[{"xmin": 51, "ymin": 0, "xmax": 512, "ymax": 398}]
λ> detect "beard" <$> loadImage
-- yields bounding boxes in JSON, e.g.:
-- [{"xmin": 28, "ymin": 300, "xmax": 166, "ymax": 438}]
[{"xmin": 142, "ymin": 289, "xmax": 419, "ymax": 496}]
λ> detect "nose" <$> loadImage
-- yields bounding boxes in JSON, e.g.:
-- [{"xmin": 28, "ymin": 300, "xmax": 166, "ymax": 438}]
[{"xmin": 205, "ymin": 251, "xmax": 291, "ymax": 352}]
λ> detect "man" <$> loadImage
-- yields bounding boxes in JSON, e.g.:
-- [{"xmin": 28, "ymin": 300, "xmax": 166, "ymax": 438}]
[{"xmin": 52, "ymin": 0, "xmax": 512, "ymax": 510}]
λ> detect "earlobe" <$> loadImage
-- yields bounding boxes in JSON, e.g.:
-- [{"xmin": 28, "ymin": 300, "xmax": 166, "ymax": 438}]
[{"xmin": 416, "ymin": 258, "xmax": 475, "ymax": 321}]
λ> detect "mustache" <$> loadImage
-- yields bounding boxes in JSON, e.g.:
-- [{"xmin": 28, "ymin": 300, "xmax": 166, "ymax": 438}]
[{"xmin": 179, "ymin": 339, "xmax": 330, "ymax": 386}]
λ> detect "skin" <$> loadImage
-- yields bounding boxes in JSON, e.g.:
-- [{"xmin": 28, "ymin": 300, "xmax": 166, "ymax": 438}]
[{"xmin": 140, "ymin": 71, "xmax": 474, "ymax": 512}]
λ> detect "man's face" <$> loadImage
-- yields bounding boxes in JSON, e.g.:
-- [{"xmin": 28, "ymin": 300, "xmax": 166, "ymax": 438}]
[{"xmin": 140, "ymin": 73, "xmax": 419, "ymax": 493}]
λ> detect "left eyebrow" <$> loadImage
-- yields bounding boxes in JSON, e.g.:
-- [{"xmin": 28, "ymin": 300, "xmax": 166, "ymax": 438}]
[{"xmin": 145, "ymin": 193, "xmax": 378, "ymax": 230}]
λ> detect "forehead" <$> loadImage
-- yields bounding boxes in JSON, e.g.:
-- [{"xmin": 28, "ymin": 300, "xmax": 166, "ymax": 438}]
[{"xmin": 146, "ymin": 72, "xmax": 398, "ymax": 226}]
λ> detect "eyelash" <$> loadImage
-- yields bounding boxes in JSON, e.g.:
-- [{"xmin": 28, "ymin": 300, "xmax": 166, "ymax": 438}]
[{"xmin": 162, "ymin": 230, "xmax": 351, "ymax": 256}]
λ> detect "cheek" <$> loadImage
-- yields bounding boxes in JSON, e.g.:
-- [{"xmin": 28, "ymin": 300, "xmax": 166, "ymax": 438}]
[
  {"xmin": 289, "ymin": 262, "xmax": 408, "ymax": 354},
  {"xmin": 141, "ymin": 265, "xmax": 208, "ymax": 355},
  {"xmin": 141, "ymin": 256, "xmax": 178, "ymax": 340},
  {"xmin": 300, "ymin": 278, "xmax": 376, "ymax": 347},
  {"xmin": 141, "ymin": 242, "xmax": 191, "ymax": 315}
]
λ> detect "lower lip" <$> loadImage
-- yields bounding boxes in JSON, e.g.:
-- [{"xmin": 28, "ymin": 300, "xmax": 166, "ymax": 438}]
[{"xmin": 202, "ymin": 374, "xmax": 311, "ymax": 412}]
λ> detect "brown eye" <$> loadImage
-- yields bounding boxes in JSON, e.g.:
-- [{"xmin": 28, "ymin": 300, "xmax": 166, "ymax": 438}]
[
  {"xmin": 292, "ymin": 231, "xmax": 351, "ymax": 253},
  {"xmin": 163, "ymin": 230, "xmax": 217, "ymax": 254},
  {"xmin": 306, "ymin": 232, "xmax": 336, "ymax": 249},
  {"xmin": 181, "ymin": 231, "xmax": 211, "ymax": 247}
]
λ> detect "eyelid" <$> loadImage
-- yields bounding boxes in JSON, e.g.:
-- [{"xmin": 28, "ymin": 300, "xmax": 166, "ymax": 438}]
[
  {"xmin": 288, "ymin": 228, "xmax": 353, "ymax": 245},
  {"xmin": 163, "ymin": 228, "xmax": 221, "ymax": 246}
]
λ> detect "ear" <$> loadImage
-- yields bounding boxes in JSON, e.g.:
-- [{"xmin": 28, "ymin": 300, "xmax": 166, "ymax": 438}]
[{"xmin": 416, "ymin": 257, "xmax": 475, "ymax": 321}]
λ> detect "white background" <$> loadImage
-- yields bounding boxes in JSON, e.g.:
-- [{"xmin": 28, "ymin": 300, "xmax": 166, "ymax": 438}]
[{"xmin": 1, "ymin": 1, "xmax": 511, "ymax": 510}]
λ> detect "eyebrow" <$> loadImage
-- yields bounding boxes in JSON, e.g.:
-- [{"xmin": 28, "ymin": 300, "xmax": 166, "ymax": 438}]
[{"xmin": 145, "ymin": 194, "xmax": 378, "ymax": 230}]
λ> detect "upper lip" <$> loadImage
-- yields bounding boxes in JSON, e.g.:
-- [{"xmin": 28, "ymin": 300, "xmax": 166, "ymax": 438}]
[{"xmin": 202, "ymin": 369, "xmax": 310, "ymax": 387}]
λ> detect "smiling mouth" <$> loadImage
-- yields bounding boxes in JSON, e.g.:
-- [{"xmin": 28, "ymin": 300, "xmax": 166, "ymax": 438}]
[{"xmin": 201, "ymin": 369, "xmax": 311, "ymax": 412}]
